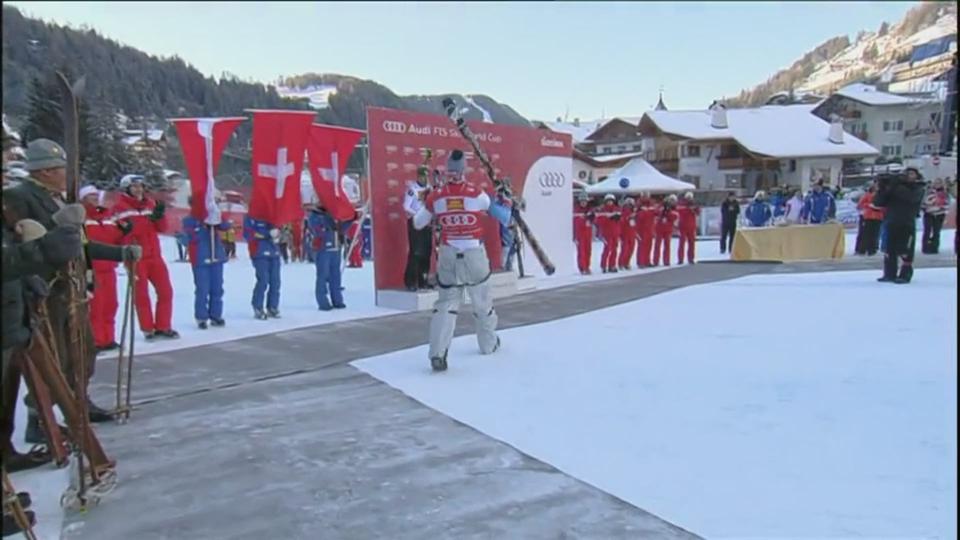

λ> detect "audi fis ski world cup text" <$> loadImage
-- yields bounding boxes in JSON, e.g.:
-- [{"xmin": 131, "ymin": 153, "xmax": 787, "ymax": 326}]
[{"xmin": 381, "ymin": 121, "xmax": 503, "ymax": 143}]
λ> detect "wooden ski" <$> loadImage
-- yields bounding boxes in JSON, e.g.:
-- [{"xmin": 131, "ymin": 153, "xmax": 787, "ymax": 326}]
[{"xmin": 440, "ymin": 98, "xmax": 555, "ymax": 275}]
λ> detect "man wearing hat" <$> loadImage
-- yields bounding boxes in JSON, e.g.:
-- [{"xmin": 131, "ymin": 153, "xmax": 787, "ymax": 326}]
[
  {"xmin": 411, "ymin": 149, "xmax": 512, "ymax": 371},
  {"xmin": 114, "ymin": 173, "xmax": 178, "ymax": 340},
  {"xmin": 403, "ymin": 165, "xmax": 433, "ymax": 290},
  {"xmin": 3, "ymin": 138, "xmax": 142, "ymax": 424},
  {"xmin": 874, "ymin": 167, "xmax": 926, "ymax": 283}
]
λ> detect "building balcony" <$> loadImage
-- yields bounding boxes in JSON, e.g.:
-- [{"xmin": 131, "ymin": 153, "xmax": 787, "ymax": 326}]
[
  {"xmin": 651, "ymin": 157, "xmax": 679, "ymax": 173},
  {"xmin": 905, "ymin": 127, "xmax": 938, "ymax": 138}
]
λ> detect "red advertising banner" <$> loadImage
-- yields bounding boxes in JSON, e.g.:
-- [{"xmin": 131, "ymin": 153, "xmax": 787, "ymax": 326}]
[{"xmin": 366, "ymin": 107, "xmax": 573, "ymax": 291}]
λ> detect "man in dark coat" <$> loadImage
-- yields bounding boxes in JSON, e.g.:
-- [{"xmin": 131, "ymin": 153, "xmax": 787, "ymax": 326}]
[
  {"xmin": 3, "ymin": 139, "xmax": 142, "ymax": 425},
  {"xmin": 873, "ymin": 167, "xmax": 926, "ymax": 284},
  {"xmin": 719, "ymin": 192, "xmax": 740, "ymax": 254},
  {"xmin": 2, "ymin": 196, "xmax": 83, "ymax": 471}
]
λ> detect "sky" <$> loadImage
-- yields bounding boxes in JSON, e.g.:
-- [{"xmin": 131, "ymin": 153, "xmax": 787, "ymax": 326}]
[{"xmin": 8, "ymin": 1, "xmax": 918, "ymax": 121}]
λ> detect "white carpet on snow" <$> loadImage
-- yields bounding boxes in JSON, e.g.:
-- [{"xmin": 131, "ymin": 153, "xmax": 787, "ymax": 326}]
[{"xmin": 355, "ymin": 268, "xmax": 958, "ymax": 539}]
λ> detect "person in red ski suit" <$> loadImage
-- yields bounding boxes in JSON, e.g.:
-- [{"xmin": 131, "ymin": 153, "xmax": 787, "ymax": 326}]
[
  {"xmin": 653, "ymin": 195, "xmax": 679, "ymax": 267},
  {"xmin": 113, "ymin": 174, "xmax": 179, "ymax": 340},
  {"xmin": 617, "ymin": 197, "xmax": 637, "ymax": 270},
  {"xmin": 595, "ymin": 194, "xmax": 621, "ymax": 273},
  {"xmin": 80, "ymin": 185, "xmax": 130, "ymax": 352},
  {"xmin": 573, "ymin": 197, "xmax": 595, "ymax": 274},
  {"xmin": 634, "ymin": 193, "xmax": 656, "ymax": 268},
  {"xmin": 345, "ymin": 219, "xmax": 363, "ymax": 268},
  {"xmin": 676, "ymin": 192, "xmax": 700, "ymax": 264}
]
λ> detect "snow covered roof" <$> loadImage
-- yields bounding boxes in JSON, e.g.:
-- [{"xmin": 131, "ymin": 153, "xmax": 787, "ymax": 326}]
[
  {"xmin": 643, "ymin": 105, "xmax": 879, "ymax": 159},
  {"xmin": 835, "ymin": 83, "xmax": 938, "ymax": 106},
  {"xmin": 586, "ymin": 158, "xmax": 695, "ymax": 195},
  {"xmin": 122, "ymin": 129, "xmax": 166, "ymax": 146},
  {"xmin": 541, "ymin": 120, "xmax": 603, "ymax": 144}
]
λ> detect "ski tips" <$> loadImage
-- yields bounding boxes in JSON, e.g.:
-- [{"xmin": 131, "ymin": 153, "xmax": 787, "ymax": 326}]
[{"xmin": 441, "ymin": 97, "xmax": 456, "ymax": 117}]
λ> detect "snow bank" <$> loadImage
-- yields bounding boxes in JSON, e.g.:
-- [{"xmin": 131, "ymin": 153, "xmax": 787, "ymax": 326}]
[{"xmin": 355, "ymin": 269, "xmax": 958, "ymax": 539}]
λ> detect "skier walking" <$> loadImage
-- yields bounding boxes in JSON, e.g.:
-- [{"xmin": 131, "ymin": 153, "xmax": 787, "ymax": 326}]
[
  {"xmin": 182, "ymin": 212, "xmax": 231, "ymax": 329},
  {"xmin": 573, "ymin": 196, "xmax": 594, "ymax": 274},
  {"xmin": 617, "ymin": 197, "xmax": 637, "ymax": 271},
  {"xmin": 80, "ymin": 185, "xmax": 129, "ymax": 351},
  {"xmin": 595, "ymin": 194, "xmax": 621, "ymax": 273},
  {"xmin": 653, "ymin": 195, "xmax": 679, "ymax": 266},
  {"xmin": 307, "ymin": 205, "xmax": 349, "ymax": 310},
  {"xmin": 113, "ymin": 174, "xmax": 179, "ymax": 340},
  {"xmin": 411, "ymin": 149, "xmax": 511, "ymax": 371},
  {"xmin": 676, "ymin": 191, "xmax": 700, "ymax": 264},
  {"xmin": 243, "ymin": 215, "xmax": 282, "ymax": 319}
]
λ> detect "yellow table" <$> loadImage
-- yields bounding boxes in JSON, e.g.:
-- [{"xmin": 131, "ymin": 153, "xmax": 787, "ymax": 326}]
[{"xmin": 732, "ymin": 223, "xmax": 845, "ymax": 262}]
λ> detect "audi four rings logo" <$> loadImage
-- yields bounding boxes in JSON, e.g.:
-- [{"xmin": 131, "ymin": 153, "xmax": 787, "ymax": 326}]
[
  {"xmin": 439, "ymin": 214, "xmax": 478, "ymax": 227},
  {"xmin": 539, "ymin": 171, "xmax": 566, "ymax": 188},
  {"xmin": 382, "ymin": 121, "xmax": 407, "ymax": 134}
]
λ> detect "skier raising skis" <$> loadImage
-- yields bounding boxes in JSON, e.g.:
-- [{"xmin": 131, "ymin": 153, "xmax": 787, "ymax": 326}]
[{"xmin": 411, "ymin": 149, "xmax": 512, "ymax": 371}]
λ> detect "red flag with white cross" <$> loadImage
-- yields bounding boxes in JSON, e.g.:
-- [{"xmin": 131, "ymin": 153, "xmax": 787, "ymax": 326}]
[
  {"xmin": 170, "ymin": 117, "xmax": 246, "ymax": 224},
  {"xmin": 306, "ymin": 123, "xmax": 365, "ymax": 221},
  {"xmin": 248, "ymin": 110, "xmax": 315, "ymax": 225}
]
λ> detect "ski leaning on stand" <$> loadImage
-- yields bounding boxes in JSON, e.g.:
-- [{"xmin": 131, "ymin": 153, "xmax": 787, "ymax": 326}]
[
  {"xmin": 440, "ymin": 98, "xmax": 555, "ymax": 275},
  {"xmin": 55, "ymin": 70, "xmax": 118, "ymax": 510}
]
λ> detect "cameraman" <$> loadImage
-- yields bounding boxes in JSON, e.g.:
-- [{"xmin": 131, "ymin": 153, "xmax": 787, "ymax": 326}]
[{"xmin": 873, "ymin": 167, "xmax": 926, "ymax": 284}]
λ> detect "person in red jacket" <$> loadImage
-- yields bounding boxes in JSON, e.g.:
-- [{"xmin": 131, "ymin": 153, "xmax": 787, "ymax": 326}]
[
  {"xmin": 634, "ymin": 192, "xmax": 656, "ymax": 268},
  {"xmin": 856, "ymin": 183, "xmax": 885, "ymax": 256},
  {"xmin": 653, "ymin": 195, "xmax": 679, "ymax": 266},
  {"xmin": 572, "ymin": 196, "xmax": 595, "ymax": 274},
  {"xmin": 617, "ymin": 197, "xmax": 637, "ymax": 271},
  {"xmin": 676, "ymin": 191, "xmax": 700, "ymax": 264},
  {"xmin": 113, "ymin": 174, "xmax": 179, "ymax": 340},
  {"xmin": 595, "ymin": 194, "xmax": 621, "ymax": 273},
  {"xmin": 80, "ymin": 185, "xmax": 130, "ymax": 352}
]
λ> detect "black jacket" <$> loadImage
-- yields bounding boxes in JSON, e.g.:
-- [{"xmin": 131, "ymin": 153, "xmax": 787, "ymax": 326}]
[
  {"xmin": 3, "ymin": 178, "xmax": 123, "ymax": 288},
  {"xmin": 721, "ymin": 199, "xmax": 741, "ymax": 225},
  {"xmin": 2, "ymin": 225, "xmax": 47, "ymax": 351},
  {"xmin": 873, "ymin": 179, "xmax": 925, "ymax": 227}
]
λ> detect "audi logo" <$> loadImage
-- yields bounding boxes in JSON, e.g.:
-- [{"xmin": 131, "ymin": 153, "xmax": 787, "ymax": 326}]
[
  {"xmin": 382, "ymin": 121, "xmax": 407, "ymax": 134},
  {"xmin": 539, "ymin": 171, "xmax": 566, "ymax": 188},
  {"xmin": 439, "ymin": 214, "xmax": 478, "ymax": 227}
]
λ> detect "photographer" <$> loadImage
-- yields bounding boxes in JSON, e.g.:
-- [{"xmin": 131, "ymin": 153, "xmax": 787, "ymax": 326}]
[{"xmin": 873, "ymin": 167, "xmax": 926, "ymax": 284}]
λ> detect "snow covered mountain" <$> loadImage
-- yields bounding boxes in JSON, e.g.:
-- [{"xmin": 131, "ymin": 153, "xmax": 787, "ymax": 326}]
[{"xmin": 731, "ymin": 2, "xmax": 957, "ymax": 106}]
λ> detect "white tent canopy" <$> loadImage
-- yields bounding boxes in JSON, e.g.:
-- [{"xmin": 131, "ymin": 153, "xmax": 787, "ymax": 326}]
[{"xmin": 585, "ymin": 158, "xmax": 696, "ymax": 195}]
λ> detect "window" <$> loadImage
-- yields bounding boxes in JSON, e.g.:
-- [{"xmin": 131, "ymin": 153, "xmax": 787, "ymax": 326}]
[
  {"xmin": 882, "ymin": 145, "xmax": 902, "ymax": 157},
  {"xmin": 682, "ymin": 144, "xmax": 701, "ymax": 158},
  {"xmin": 789, "ymin": 160, "xmax": 797, "ymax": 172},
  {"xmin": 914, "ymin": 143, "xmax": 935, "ymax": 155},
  {"xmin": 682, "ymin": 175, "xmax": 701, "ymax": 188},
  {"xmin": 724, "ymin": 174, "xmax": 743, "ymax": 188},
  {"xmin": 931, "ymin": 112, "xmax": 942, "ymax": 126},
  {"xmin": 720, "ymin": 143, "xmax": 742, "ymax": 158},
  {"xmin": 617, "ymin": 145, "xmax": 627, "ymax": 152},
  {"xmin": 882, "ymin": 120, "xmax": 904, "ymax": 132},
  {"xmin": 632, "ymin": 144, "xmax": 642, "ymax": 151}
]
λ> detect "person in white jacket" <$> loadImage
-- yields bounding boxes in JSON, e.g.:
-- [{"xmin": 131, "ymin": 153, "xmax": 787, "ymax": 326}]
[{"xmin": 783, "ymin": 190, "xmax": 804, "ymax": 224}]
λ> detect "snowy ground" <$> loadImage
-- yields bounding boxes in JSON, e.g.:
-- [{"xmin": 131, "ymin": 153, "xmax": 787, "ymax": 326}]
[{"xmin": 355, "ymin": 268, "xmax": 958, "ymax": 539}]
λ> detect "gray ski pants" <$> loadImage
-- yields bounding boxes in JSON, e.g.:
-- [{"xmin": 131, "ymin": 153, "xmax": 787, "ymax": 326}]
[{"xmin": 428, "ymin": 245, "xmax": 499, "ymax": 360}]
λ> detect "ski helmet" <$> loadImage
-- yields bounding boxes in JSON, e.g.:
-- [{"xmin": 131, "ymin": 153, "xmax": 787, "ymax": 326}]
[
  {"xmin": 604, "ymin": 193, "xmax": 616, "ymax": 202},
  {"xmin": 120, "ymin": 174, "xmax": 146, "ymax": 190},
  {"xmin": 684, "ymin": 191, "xmax": 694, "ymax": 200}
]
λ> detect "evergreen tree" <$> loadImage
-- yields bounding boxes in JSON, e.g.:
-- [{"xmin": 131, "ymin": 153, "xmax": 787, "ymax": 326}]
[
  {"xmin": 21, "ymin": 76, "xmax": 62, "ymax": 143},
  {"xmin": 82, "ymin": 101, "xmax": 136, "ymax": 186}
]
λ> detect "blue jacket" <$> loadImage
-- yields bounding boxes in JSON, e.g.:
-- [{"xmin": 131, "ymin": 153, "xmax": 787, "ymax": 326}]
[
  {"xmin": 801, "ymin": 190, "xmax": 836, "ymax": 224},
  {"xmin": 770, "ymin": 193, "xmax": 786, "ymax": 217},
  {"xmin": 182, "ymin": 216, "xmax": 230, "ymax": 264},
  {"xmin": 489, "ymin": 196, "xmax": 512, "ymax": 228},
  {"xmin": 745, "ymin": 201, "xmax": 772, "ymax": 227},
  {"xmin": 307, "ymin": 210, "xmax": 351, "ymax": 252},
  {"xmin": 243, "ymin": 216, "xmax": 280, "ymax": 259}
]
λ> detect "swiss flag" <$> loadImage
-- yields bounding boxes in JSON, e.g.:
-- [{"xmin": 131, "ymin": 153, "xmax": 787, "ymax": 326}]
[
  {"xmin": 306, "ymin": 123, "xmax": 365, "ymax": 221},
  {"xmin": 170, "ymin": 117, "xmax": 245, "ymax": 224},
  {"xmin": 248, "ymin": 110, "xmax": 315, "ymax": 225}
]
